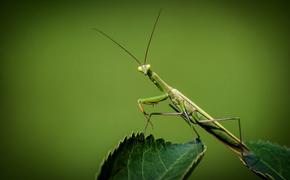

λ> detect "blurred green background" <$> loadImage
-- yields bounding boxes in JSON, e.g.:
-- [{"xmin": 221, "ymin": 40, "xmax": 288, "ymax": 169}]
[{"xmin": 1, "ymin": 1, "xmax": 289, "ymax": 179}]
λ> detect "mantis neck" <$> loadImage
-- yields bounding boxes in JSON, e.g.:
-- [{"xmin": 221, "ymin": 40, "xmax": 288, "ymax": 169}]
[{"xmin": 147, "ymin": 69, "xmax": 173, "ymax": 93}]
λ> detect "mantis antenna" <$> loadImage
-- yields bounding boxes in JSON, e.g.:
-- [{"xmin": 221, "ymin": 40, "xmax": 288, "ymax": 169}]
[
  {"xmin": 94, "ymin": 9, "xmax": 162, "ymax": 66},
  {"xmin": 93, "ymin": 28, "xmax": 142, "ymax": 65},
  {"xmin": 144, "ymin": 9, "xmax": 162, "ymax": 64}
]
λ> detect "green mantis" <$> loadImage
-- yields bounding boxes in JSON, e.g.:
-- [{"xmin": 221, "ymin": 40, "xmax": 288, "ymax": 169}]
[{"xmin": 94, "ymin": 10, "xmax": 250, "ymax": 158}]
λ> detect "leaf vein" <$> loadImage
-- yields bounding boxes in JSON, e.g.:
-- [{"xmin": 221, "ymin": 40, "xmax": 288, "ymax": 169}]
[
  {"xmin": 142, "ymin": 148, "xmax": 152, "ymax": 180},
  {"xmin": 257, "ymin": 159, "xmax": 286, "ymax": 180},
  {"xmin": 158, "ymin": 149, "xmax": 192, "ymax": 180},
  {"xmin": 127, "ymin": 143, "xmax": 135, "ymax": 180},
  {"xmin": 157, "ymin": 150, "xmax": 168, "ymax": 171}
]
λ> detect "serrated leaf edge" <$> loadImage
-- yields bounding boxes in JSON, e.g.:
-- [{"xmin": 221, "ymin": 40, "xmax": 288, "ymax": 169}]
[
  {"xmin": 96, "ymin": 132, "xmax": 205, "ymax": 180},
  {"xmin": 247, "ymin": 140, "xmax": 290, "ymax": 152},
  {"xmin": 96, "ymin": 131, "xmax": 139, "ymax": 179},
  {"xmin": 241, "ymin": 140, "xmax": 290, "ymax": 180}
]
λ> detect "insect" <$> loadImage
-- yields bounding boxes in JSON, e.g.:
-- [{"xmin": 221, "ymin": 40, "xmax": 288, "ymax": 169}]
[{"xmin": 94, "ymin": 10, "xmax": 250, "ymax": 157}]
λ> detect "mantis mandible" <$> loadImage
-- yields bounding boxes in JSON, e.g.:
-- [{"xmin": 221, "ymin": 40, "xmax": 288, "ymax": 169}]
[{"xmin": 94, "ymin": 10, "xmax": 250, "ymax": 157}]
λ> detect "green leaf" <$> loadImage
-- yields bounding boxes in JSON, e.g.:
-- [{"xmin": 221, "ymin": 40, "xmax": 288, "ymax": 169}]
[
  {"xmin": 242, "ymin": 140, "xmax": 290, "ymax": 180},
  {"xmin": 97, "ymin": 133, "xmax": 206, "ymax": 180}
]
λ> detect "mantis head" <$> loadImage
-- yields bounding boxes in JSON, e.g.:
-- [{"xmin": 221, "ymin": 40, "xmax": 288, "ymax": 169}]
[{"xmin": 138, "ymin": 64, "xmax": 151, "ymax": 75}]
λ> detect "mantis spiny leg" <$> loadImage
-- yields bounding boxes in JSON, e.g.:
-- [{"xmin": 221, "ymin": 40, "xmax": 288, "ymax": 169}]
[{"xmin": 137, "ymin": 93, "xmax": 169, "ymax": 130}]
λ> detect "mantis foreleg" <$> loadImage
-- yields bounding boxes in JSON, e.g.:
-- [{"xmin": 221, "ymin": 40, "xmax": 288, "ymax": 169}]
[{"xmin": 137, "ymin": 93, "xmax": 169, "ymax": 129}]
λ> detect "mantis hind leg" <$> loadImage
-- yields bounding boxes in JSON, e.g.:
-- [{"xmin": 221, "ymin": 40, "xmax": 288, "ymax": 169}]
[{"xmin": 197, "ymin": 116, "xmax": 243, "ymax": 146}]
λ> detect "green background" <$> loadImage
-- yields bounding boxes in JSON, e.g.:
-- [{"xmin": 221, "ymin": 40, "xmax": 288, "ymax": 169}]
[{"xmin": 1, "ymin": 1, "xmax": 289, "ymax": 179}]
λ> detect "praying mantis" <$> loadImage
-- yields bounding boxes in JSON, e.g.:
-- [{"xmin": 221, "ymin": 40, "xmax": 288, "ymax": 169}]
[{"xmin": 94, "ymin": 9, "xmax": 250, "ymax": 158}]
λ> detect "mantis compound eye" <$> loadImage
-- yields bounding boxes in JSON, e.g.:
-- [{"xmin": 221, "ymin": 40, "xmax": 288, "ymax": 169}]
[{"xmin": 137, "ymin": 64, "xmax": 151, "ymax": 74}]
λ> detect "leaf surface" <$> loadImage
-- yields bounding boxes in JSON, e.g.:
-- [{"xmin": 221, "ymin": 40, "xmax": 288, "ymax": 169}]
[
  {"xmin": 97, "ymin": 133, "xmax": 206, "ymax": 180},
  {"xmin": 242, "ymin": 140, "xmax": 290, "ymax": 180}
]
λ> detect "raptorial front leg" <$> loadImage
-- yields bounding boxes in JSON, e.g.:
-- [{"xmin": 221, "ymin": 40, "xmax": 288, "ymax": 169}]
[
  {"xmin": 137, "ymin": 93, "xmax": 169, "ymax": 130},
  {"xmin": 137, "ymin": 93, "xmax": 169, "ymax": 116}
]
